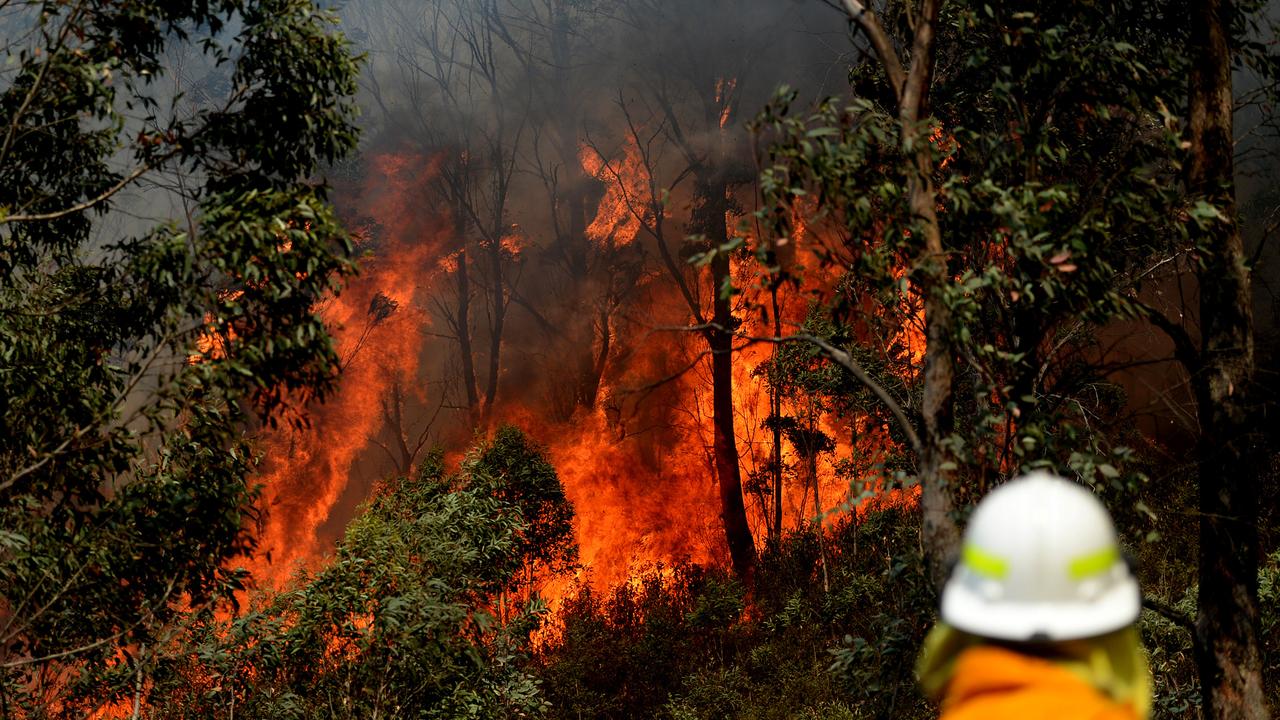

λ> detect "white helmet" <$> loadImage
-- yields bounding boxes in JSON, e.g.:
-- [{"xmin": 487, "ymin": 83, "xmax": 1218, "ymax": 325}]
[{"xmin": 940, "ymin": 470, "xmax": 1141, "ymax": 642}]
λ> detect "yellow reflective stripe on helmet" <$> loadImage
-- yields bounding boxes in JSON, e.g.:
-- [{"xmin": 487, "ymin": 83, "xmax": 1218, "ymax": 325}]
[
  {"xmin": 1069, "ymin": 546, "xmax": 1119, "ymax": 580},
  {"xmin": 962, "ymin": 544, "xmax": 1009, "ymax": 579}
]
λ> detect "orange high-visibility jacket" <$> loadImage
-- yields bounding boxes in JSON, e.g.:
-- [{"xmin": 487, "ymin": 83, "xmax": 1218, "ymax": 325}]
[{"xmin": 939, "ymin": 646, "xmax": 1142, "ymax": 720}]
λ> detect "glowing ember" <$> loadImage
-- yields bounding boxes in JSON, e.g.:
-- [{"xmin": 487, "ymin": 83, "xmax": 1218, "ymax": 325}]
[{"xmin": 716, "ymin": 77, "xmax": 737, "ymax": 129}]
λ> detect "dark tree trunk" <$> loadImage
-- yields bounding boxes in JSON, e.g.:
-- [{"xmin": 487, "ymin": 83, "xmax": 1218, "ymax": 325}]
[
  {"xmin": 698, "ymin": 174, "xmax": 757, "ymax": 582},
  {"xmin": 482, "ymin": 234, "xmax": 505, "ymax": 424},
  {"xmin": 770, "ymin": 286, "xmax": 784, "ymax": 542},
  {"xmin": 590, "ymin": 304, "xmax": 611, "ymax": 400},
  {"xmin": 711, "ymin": 257, "xmax": 756, "ymax": 581},
  {"xmin": 842, "ymin": 0, "xmax": 958, "ymax": 589},
  {"xmin": 387, "ymin": 379, "xmax": 413, "ymax": 476},
  {"xmin": 545, "ymin": 0, "xmax": 607, "ymax": 414},
  {"xmin": 567, "ymin": 189, "xmax": 604, "ymax": 412},
  {"xmin": 559, "ymin": 156, "xmax": 598, "ymax": 412},
  {"xmin": 1188, "ymin": 2, "xmax": 1268, "ymax": 718},
  {"xmin": 918, "ymin": 290, "xmax": 960, "ymax": 589},
  {"xmin": 453, "ymin": 206, "xmax": 479, "ymax": 419},
  {"xmin": 906, "ymin": 64, "xmax": 961, "ymax": 591}
]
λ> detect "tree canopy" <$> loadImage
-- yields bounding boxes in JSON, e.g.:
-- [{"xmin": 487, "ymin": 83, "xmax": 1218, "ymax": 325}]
[
  {"xmin": 0, "ymin": 1, "xmax": 359, "ymax": 714},
  {"xmin": 1, "ymin": 1, "xmax": 1278, "ymax": 718}
]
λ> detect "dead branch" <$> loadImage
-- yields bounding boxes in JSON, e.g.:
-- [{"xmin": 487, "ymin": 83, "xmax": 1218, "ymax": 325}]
[{"xmin": 839, "ymin": 0, "xmax": 906, "ymax": 105}]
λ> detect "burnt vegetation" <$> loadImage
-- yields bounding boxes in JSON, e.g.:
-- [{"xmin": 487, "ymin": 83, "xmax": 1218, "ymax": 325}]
[{"xmin": 2, "ymin": 0, "xmax": 1280, "ymax": 718}]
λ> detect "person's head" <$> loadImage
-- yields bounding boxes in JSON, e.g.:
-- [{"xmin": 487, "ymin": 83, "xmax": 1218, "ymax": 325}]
[
  {"xmin": 918, "ymin": 471, "xmax": 1151, "ymax": 719},
  {"xmin": 940, "ymin": 470, "xmax": 1141, "ymax": 641}
]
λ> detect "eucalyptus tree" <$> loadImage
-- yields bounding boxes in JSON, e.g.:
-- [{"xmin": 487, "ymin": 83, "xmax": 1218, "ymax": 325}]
[
  {"xmin": 1175, "ymin": 1, "xmax": 1271, "ymax": 716},
  {"xmin": 0, "ymin": 1, "xmax": 359, "ymax": 715},
  {"xmin": 751, "ymin": 0, "xmax": 1187, "ymax": 581},
  {"xmin": 147, "ymin": 429, "xmax": 574, "ymax": 720},
  {"xmin": 755, "ymin": 0, "xmax": 1277, "ymax": 715}
]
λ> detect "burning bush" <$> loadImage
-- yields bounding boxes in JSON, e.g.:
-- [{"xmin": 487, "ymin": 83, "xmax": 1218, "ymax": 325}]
[
  {"xmin": 536, "ymin": 505, "xmax": 936, "ymax": 720},
  {"xmin": 147, "ymin": 429, "xmax": 575, "ymax": 719}
]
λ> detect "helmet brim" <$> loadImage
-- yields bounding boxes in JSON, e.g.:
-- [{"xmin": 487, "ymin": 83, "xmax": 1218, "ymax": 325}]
[{"xmin": 940, "ymin": 573, "xmax": 1142, "ymax": 642}]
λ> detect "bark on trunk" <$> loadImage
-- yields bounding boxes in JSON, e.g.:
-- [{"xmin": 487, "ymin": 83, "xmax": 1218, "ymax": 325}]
[
  {"xmin": 900, "ymin": 0, "xmax": 960, "ymax": 590},
  {"xmin": 701, "ymin": 174, "xmax": 757, "ymax": 582},
  {"xmin": 918, "ymin": 290, "xmax": 960, "ymax": 589},
  {"xmin": 1188, "ymin": 2, "xmax": 1268, "ymax": 717},
  {"xmin": 711, "ymin": 249, "xmax": 756, "ymax": 581},
  {"xmin": 843, "ymin": 0, "xmax": 959, "ymax": 589},
  {"xmin": 453, "ymin": 206, "xmax": 479, "ymax": 419}
]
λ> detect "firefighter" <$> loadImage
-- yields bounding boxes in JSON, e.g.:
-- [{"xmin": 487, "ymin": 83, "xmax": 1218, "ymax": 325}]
[{"xmin": 917, "ymin": 471, "xmax": 1152, "ymax": 720}]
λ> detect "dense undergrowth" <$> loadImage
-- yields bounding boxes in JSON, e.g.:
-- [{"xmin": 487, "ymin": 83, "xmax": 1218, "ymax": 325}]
[
  {"xmin": 538, "ymin": 503, "xmax": 935, "ymax": 720},
  {"xmin": 534, "ymin": 471, "xmax": 1280, "ymax": 720},
  {"xmin": 136, "ymin": 427, "xmax": 1278, "ymax": 719}
]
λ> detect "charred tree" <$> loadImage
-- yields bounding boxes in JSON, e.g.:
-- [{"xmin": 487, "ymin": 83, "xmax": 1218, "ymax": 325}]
[
  {"xmin": 494, "ymin": 0, "xmax": 614, "ymax": 417},
  {"xmin": 481, "ymin": 218, "xmax": 508, "ymax": 421},
  {"xmin": 451, "ymin": 200, "xmax": 481, "ymax": 417},
  {"xmin": 693, "ymin": 169, "xmax": 758, "ymax": 581},
  {"xmin": 369, "ymin": 0, "xmax": 525, "ymax": 427},
  {"xmin": 1186, "ymin": 1, "xmax": 1268, "ymax": 717},
  {"xmin": 548, "ymin": 1, "xmax": 606, "ymax": 413},
  {"xmin": 377, "ymin": 377, "xmax": 446, "ymax": 476},
  {"xmin": 602, "ymin": 72, "xmax": 758, "ymax": 580}
]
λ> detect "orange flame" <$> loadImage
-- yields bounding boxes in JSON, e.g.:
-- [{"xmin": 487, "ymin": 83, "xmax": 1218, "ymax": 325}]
[
  {"xmin": 245, "ymin": 144, "xmax": 923, "ymax": 609},
  {"xmin": 716, "ymin": 77, "xmax": 737, "ymax": 129},
  {"xmin": 244, "ymin": 151, "xmax": 445, "ymax": 585},
  {"xmin": 580, "ymin": 141, "xmax": 652, "ymax": 247}
]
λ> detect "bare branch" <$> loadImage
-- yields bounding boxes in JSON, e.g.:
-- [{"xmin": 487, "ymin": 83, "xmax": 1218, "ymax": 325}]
[
  {"xmin": 766, "ymin": 332, "xmax": 923, "ymax": 459},
  {"xmin": 1143, "ymin": 595, "xmax": 1197, "ymax": 637},
  {"xmin": 839, "ymin": 0, "xmax": 905, "ymax": 105},
  {"xmin": 2, "ymin": 161, "xmax": 158, "ymax": 225},
  {"xmin": 659, "ymin": 321, "xmax": 924, "ymax": 458},
  {"xmin": 1136, "ymin": 300, "xmax": 1201, "ymax": 374}
]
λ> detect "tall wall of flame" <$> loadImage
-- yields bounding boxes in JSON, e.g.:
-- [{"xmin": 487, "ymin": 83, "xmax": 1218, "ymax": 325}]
[
  {"xmin": 243, "ymin": 0, "xmax": 914, "ymax": 592},
  {"xmin": 246, "ymin": 153, "xmax": 446, "ymax": 582}
]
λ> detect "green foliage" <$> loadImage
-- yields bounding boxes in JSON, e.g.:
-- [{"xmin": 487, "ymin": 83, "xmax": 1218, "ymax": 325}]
[
  {"xmin": 149, "ymin": 475, "xmax": 535, "ymax": 718},
  {"xmin": 467, "ymin": 427, "xmax": 579, "ymax": 585},
  {"xmin": 1138, "ymin": 548, "xmax": 1280, "ymax": 717},
  {"xmin": 538, "ymin": 506, "xmax": 935, "ymax": 720},
  {"xmin": 741, "ymin": 1, "xmax": 1254, "ymax": 703},
  {"xmin": 149, "ymin": 429, "xmax": 577, "ymax": 719},
  {"xmin": 749, "ymin": 0, "xmax": 1188, "ymax": 494},
  {"xmin": 1260, "ymin": 550, "xmax": 1280, "ymax": 694},
  {"xmin": 1133, "ymin": 548, "xmax": 1280, "ymax": 719},
  {"xmin": 757, "ymin": 307, "xmax": 919, "ymax": 493},
  {"xmin": 0, "ymin": 1, "xmax": 359, "ymax": 714},
  {"xmin": 1138, "ymin": 589, "xmax": 1200, "ymax": 718}
]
